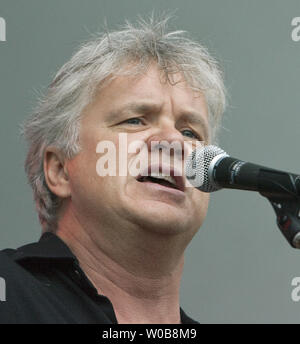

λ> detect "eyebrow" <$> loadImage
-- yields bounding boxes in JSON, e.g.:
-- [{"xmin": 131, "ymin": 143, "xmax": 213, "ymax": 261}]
[
  {"xmin": 105, "ymin": 101, "xmax": 210, "ymax": 140},
  {"xmin": 105, "ymin": 102, "xmax": 162, "ymax": 123}
]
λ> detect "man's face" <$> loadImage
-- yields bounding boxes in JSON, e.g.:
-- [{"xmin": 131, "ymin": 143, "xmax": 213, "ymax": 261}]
[{"xmin": 66, "ymin": 65, "xmax": 210, "ymax": 239}]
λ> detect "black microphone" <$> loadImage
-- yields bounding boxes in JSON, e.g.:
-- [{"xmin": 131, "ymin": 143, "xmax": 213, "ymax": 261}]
[{"xmin": 185, "ymin": 145, "xmax": 300, "ymax": 200}]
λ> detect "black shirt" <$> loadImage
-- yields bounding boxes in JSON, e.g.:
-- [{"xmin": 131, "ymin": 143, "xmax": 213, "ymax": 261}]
[{"xmin": 0, "ymin": 232, "xmax": 198, "ymax": 324}]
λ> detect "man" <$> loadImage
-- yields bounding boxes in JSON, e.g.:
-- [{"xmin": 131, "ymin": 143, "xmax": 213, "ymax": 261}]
[{"xmin": 0, "ymin": 16, "xmax": 225, "ymax": 323}]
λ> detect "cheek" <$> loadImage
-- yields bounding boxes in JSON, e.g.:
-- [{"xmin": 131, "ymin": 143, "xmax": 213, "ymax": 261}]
[
  {"xmin": 191, "ymin": 189, "xmax": 210, "ymax": 214},
  {"xmin": 67, "ymin": 152, "xmax": 100, "ymax": 204},
  {"xmin": 70, "ymin": 153, "xmax": 95, "ymax": 182},
  {"xmin": 202, "ymin": 194, "xmax": 210, "ymax": 215}
]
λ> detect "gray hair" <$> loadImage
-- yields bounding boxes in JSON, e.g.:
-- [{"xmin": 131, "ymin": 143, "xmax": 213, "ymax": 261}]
[{"xmin": 22, "ymin": 15, "xmax": 226, "ymax": 233}]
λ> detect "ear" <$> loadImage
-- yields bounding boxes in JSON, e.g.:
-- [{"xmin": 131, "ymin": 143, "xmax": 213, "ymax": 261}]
[{"xmin": 44, "ymin": 146, "xmax": 71, "ymax": 198}]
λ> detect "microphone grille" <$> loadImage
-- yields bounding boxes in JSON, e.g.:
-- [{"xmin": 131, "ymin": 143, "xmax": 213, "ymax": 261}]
[{"xmin": 185, "ymin": 145, "xmax": 227, "ymax": 192}]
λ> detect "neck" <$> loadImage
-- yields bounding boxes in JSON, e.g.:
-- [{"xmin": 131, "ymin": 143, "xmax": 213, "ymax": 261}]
[{"xmin": 55, "ymin": 204, "xmax": 186, "ymax": 324}]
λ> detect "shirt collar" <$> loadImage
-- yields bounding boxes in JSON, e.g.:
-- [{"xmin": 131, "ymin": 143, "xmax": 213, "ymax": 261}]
[
  {"xmin": 12, "ymin": 231, "xmax": 78, "ymax": 264},
  {"xmin": 11, "ymin": 231, "xmax": 199, "ymax": 324}
]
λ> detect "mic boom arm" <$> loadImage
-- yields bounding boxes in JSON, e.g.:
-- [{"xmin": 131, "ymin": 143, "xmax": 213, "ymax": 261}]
[
  {"xmin": 267, "ymin": 196, "xmax": 300, "ymax": 248},
  {"xmin": 258, "ymin": 170, "xmax": 300, "ymax": 248},
  {"xmin": 215, "ymin": 158, "xmax": 300, "ymax": 248}
]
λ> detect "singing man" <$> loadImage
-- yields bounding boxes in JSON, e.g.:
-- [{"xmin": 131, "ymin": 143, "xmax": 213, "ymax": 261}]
[{"xmin": 0, "ymin": 16, "xmax": 225, "ymax": 323}]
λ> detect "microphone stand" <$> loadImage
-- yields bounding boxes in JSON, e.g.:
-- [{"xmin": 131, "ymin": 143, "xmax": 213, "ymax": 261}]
[
  {"xmin": 256, "ymin": 171, "xmax": 300, "ymax": 248},
  {"xmin": 265, "ymin": 196, "xmax": 300, "ymax": 248}
]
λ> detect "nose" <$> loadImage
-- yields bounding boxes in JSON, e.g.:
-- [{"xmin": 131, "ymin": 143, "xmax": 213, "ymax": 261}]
[{"xmin": 145, "ymin": 120, "xmax": 185, "ymax": 161}]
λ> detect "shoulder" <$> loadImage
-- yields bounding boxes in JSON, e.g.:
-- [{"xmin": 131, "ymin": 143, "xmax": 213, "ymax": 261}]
[
  {"xmin": 0, "ymin": 243, "xmax": 39, "ymax": 277},
  {"xmin": 0, "ymin": 242, "xmax": 53, "ymax": 323},
  {"xmin": 0, "ymin": 248, "xmax": 17, "ymax": 291},
  {"xmin": 0, "ymin": 234, "xmax": 76, "ymax": 323},
  {"xmin": 0, "ymin": 247, "xmax": 30, "ymax": 323},
  {"xmin": 180, "ymin": 308, "xmax": 200, "ymax": 324},
  {"xmin": 0, "ymin": 247, "xmax": 22, "ymax": 278},
  {"xmin": 0, "ymin": 244, "xmax": 40, "ymax": 295}
]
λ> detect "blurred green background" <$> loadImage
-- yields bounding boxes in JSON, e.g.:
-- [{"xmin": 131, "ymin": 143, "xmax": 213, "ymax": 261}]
[{"xmin": 0, "ymin": 0, "xmax": 300, "ymax": 323}]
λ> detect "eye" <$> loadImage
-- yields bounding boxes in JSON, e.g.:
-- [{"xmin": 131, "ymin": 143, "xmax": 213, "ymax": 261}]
[
  {"xmin": 123, "ymin": 117, "xmax": 144, "ymax": 125},
  {"xmin": 181, "ymin": 129, "xmax": 201, "ymax": 140}
]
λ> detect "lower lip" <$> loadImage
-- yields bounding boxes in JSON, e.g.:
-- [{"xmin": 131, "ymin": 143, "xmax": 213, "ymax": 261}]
[{"xmin": 137, "ymin": 181, "xmax": 185, "ymax": 198}]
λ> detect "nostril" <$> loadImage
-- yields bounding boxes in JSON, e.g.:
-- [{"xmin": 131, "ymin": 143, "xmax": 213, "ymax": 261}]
[{"xmin": 155, "ymin": 143, "xmax": 165, "ymax": 152}]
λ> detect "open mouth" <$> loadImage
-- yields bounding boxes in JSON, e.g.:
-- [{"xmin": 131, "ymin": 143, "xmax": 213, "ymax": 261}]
[
  {"xmin": 136, "ymin": 166, "xmax": 185, "ymax": 192},
  {"xmin": 137, "ymin": 175, "xmax": 179, "ymax": 190}
]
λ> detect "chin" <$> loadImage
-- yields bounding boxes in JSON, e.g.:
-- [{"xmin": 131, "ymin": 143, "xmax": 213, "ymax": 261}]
[{"xmin": 130, "ymin": 206, "xmax": 198, "ymax": 236}]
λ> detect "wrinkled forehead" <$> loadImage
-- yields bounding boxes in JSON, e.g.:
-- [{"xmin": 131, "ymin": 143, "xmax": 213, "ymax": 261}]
[
  {"xmin": 93, "ymin": 63, "xmax": 208, "ymax": 111},
  {"xmin": 93, "ymin": 60, "xmax": 205, "ymax": 99},
  {"xmin": 79, "ymin": 63, "xmax": 211, "ymax": 143}
]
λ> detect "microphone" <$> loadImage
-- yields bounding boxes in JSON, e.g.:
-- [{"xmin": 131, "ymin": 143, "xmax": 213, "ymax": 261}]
[
  {"xmin": 185, "ymin": 145, "xmax": 300, "ymax": 200},
  {"xmin": 185, "ymin": 145, "xmax": 300, "ymax": 248}
]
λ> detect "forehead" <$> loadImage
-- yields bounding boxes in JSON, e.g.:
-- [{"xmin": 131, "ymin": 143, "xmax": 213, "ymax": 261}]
[
  {"xmin": 101, "ymin": 66, "xmax": 206, "ymax": 106},
  {"xmin": 83, "ymin": 65, "xmax": 210, "ymax": 135}
]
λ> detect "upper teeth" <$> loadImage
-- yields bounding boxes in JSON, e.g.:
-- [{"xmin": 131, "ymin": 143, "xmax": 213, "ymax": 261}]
[{"xmin": 149, "ymin": 172, "xmax": 177, "ymax": 186}]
